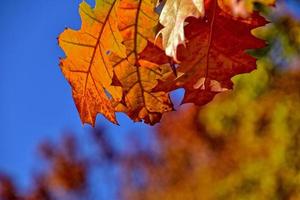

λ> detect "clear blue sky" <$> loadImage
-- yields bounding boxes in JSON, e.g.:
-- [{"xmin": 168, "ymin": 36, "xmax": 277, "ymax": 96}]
[{"xmin": 0, "ymin": 0, "xmax": 299, "ymax": 190}]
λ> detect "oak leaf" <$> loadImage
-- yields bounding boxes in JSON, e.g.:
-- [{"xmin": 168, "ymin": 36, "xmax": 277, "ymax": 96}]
[
  {"xmin": 158, "ymin": 0, "xmax": 205, "ymax": 61},
  {"xmin": 155, "ymin": 0, "xmax": 267, "ymax": 106},
  {"xmin": 111, "ymin": 0, "xmax": 174, "ymax": 124},
  {"xmin": 58, "ymin": 0, "xmax": 126, "ymax": 126}
]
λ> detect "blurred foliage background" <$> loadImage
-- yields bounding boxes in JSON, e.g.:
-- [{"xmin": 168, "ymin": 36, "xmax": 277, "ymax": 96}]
[{"xmin": 1, "ymin": 1, "xmax": 300, "ymax": 200}]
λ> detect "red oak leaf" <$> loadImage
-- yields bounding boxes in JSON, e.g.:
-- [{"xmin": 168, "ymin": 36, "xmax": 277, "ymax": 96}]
[{"xmin": 154, "ymin": 0, "xmax": 267, "ymax": 106}]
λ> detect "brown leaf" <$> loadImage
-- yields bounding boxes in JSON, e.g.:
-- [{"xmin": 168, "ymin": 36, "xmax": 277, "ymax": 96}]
[{"xmin": 111, "ymin": 0, "xmax": 174, "ymax": 124}]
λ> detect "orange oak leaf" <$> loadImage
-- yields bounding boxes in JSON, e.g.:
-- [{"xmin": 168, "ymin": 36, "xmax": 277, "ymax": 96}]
[
  {"xmin": 110, "ymin": 0, "xmax": 174, "ymax": 124},
  {"xmin": 58, "ymin": 0, "xmax": 126, "ymax": 126},
  {"xmin": 112, "ymin": 57, "xmax": 173, "ymax": 124},
  {"xmin": 154, "ymin": 0, "xmax": 267, "ymax": 105}
]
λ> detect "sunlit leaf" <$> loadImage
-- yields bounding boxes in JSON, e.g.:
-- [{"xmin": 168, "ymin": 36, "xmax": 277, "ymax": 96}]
[
  {"xmin": 111, "ymin": 0, "xmax": 173, "ymax": 124},
  {"xmin": 59, "ymin": 0, "xmax": 126, "ymax": 125}
]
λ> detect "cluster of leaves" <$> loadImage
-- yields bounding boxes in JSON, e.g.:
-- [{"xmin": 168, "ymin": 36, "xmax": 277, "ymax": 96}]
[
  {"xmin": 59, "ymin": 0, "xmax": 274, "ymax": 126},
  {"xmin": 2, "ymin": 2, "xmax": 300, "ymax": 200}
]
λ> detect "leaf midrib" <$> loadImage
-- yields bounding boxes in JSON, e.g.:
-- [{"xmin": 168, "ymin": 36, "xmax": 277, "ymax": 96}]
[{"xmin": 83, "ymin": 0, "xmax": 117, "ymax": 97}]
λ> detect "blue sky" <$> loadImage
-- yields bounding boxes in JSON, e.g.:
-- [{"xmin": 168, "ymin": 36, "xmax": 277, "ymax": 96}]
[
  {"xmin": 286, "ymin": 0, "xmax": 300, "ymax": 18},
  {"xmin": 0, "ymin": 0, "xmax": 299, "ymax": 189}
]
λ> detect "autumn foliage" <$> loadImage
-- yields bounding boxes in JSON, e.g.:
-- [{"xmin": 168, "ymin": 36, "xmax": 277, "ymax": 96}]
[
  {"xmin": 58, "ymin": 0, "xmax": 274, "ymax": 126},
  {"xmin": 1, "ymin": 1, "xmax": 300, "ymax": 200}
]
